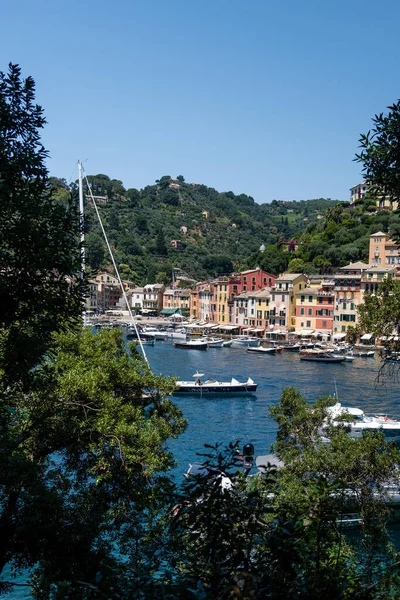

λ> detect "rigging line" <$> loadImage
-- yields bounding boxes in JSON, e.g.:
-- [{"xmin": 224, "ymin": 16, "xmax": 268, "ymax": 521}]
[{"xmin": 82, "ymin": 167, "xmax": 150, "ymax": 366}]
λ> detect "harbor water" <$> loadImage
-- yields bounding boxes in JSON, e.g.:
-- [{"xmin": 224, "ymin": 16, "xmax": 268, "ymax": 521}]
[{"xmin": 145, "ymin": 339, "xmax": 400, "ymax": 477}]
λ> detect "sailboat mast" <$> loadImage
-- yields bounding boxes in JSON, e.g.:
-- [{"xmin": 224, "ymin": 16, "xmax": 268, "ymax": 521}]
[{"xmin": 78, "ymin": 161, "xmax": 85, "ymax": 277}]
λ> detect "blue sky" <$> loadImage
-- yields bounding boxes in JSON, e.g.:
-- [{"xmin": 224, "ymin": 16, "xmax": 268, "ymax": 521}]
[{"xmin": 2, "ymin": 0, "xmax": 400, "ymax": 202}]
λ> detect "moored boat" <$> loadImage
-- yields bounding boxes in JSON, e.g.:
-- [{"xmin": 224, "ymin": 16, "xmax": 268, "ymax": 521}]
[
  {"xmin": 300, "ymin": 352, "xmax": 346, "ymax": 363},
  {"xmin": 174, "ymin": 372, "xmax": 257, "ymax": 395},
  {"xmin": 247, "ymin": 346, "xmax": 277, "ymax": 354},
  {"xmin": 232, "ymin": 336, "xmax": 261, "ymax": 347},
  {"xmin": 202, "ymin": 337, "xmax": 224, "ymax": 347},
  {"xmin": 324, "ymin": 402, "xmax": 400, "ymax": 439},
  {"xmin": 174, "ymin": 340, "xmax": 208, "ymax": 350}
]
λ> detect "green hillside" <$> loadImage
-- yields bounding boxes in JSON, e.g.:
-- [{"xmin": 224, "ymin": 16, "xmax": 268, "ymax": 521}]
[{"xmin": 50, "ymin": 174, "xmax": 340, "ymax": 284}]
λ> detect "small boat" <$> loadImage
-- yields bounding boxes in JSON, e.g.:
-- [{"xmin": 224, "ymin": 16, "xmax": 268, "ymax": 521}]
[
  {"xmin": 351, "ymin": 350, "xmax": 375, "ymax": 358},
  {"xmin": 222, "ymin": 339, "xmax": 234, "ymax": 347},
  {"xmin": 174, "ymin": 340, "xmax": 208, "ymax": 350},
  {"xmin": 232, "ymin": 336, "xmax": 261, "ymax": 347},
  {"xmin": 300, "ymin": 352, "xmax": 346, "ymax": 363},
  {"xmin": 203, "ymin": 337, "xmax": 224, "ymax": 348},
  {"xmin": 282, "ymin": 344, "xmax": 301, "ymax": 352},
  {"xmin": 247, "ymin": 346, "xmax": 277, "ymax": 354},
  {"xmin": 137, "ymin": 338, "xmax": 155, "ymax": 346},
  {"xmin": 174, "ymin": 372, "xmax": 257, "ymax": 395}
]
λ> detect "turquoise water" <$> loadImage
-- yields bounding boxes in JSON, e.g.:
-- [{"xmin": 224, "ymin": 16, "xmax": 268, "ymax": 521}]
[
  {"xmin": 4, "ymin": 339, "xmax": 400, "ymax": 597},
  {"xmin": 146, "ymin": 341, "xmax": 400, "ymax": 477}
]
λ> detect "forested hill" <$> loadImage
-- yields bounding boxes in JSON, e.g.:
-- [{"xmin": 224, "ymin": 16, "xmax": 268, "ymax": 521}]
[{"xmin": 50, "ymin": 174, "xmax": 340, "ymax": 284}]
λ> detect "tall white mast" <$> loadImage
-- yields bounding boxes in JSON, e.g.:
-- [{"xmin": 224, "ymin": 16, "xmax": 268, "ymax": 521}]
[{"xmin": 78, "ymin": 160, "xmax": 85, "ymax": 277}]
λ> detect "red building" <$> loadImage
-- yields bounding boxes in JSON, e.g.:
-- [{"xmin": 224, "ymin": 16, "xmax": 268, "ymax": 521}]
[{"xmin": 234, "ymin": 268, "xmax": 276, "ymax": 294}]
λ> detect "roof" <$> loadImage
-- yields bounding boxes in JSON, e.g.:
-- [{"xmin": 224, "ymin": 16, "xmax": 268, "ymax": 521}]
[
  {"xmin": 275, "ymin": 273, "xmax": 305, "ymax": 282},
  {"xmin": 246, "ymin": 288, "xmax": 272, "ymax": 299},
  {"xmin": 370, "ymin": 231, "xmax": 387, "ymax": 237},
  {"xmin": 364, "ymin": 266, "xmax": 397, "ymax": 274},
  {"xmin": 340, "ymin": 262, "xmax": 369, "ymax": 271}
]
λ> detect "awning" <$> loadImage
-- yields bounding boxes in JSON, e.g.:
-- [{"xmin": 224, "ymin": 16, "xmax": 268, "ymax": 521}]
[
  {"xmin": 333, "ymin": 333, "xmax": 346, "ymax": 340},
  {"xmin": 360, "ymin": 333, "xmax": 373, "ymax": 340},
  {"xmin": 242, "ymin": 327, "xmax": 254, "ymax": 332},
  {"xmin": 379, "ymin": 336, "xmax": 394, "ymax": 341},
  {"xmin": 297, "ymin": 329, "xmax": 314, "ymax": 336},
  {"xmin": 220, "ymin": 325, "xmax": 240, "ymax": 330},
  {"xmin": 253, "ymin": 328, "xmax": 265, "ymax": 333},
  {"xmin": 160, "ymin": 308, "xmax": 181, "ymax": 315},
  {"xmin": 208, "ymin": 324, "xmax": 220, "ymax": 329},
  {"xmin": 312, "ymin": 331, "xmax": 330, "ymax": 337}
]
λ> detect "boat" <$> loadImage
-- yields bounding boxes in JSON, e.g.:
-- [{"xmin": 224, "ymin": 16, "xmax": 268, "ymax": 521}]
[
  {"xmin": 174, "ymin": 339, "xmax": 208, "ymax": 350},
  {"xmin": 325, "ymin": 403, "xmax": 400, "ymax": 439},
  {"xmin": 350, "ymin": 350, "xmax": 375, "ymax": 358},
  {"xmin": 300, "ymin": 352, "xmax": 346, "ymax": 363},
  {"xmin": 282, "ymin": 344, "xmax": 301, "ymax": 352},
  {"xmin": 174, "ymin": 372, "xmax": 257, "ymax": 395},
  {"xmin": 231, "ymin": 336, "xmax": 261, "ymax": 347},
  {"xmin": 222, "ymin": 339, "xmax": 234, "ymax": 347},
  {"xmin": 202, "ymin": 337, "xmax": 224, "ymax": 348},
  {"xmin": 247, "ymin": 346, "xmax": 277, "ymax": 354},
  {"xmin": 137, "ymin": 338, "xmax": 155, "ymax": 346},
  {"xmin": 164, "ymin": 328, "xmax": 188, "ymax": 340}
]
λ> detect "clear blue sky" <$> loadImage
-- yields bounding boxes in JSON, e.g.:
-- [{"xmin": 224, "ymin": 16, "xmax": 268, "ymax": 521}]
[{"xmin": 2, "ymin": 0, "xmax": 400, "ymax": 203}]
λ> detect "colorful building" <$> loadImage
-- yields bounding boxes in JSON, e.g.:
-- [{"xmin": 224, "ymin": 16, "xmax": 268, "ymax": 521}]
[
  {"xmin": 163, "ymin": 288, "xmax": 191, "ymax": 314},
  {"xmin": 333, "ymin": 262, "xmax": 368, "ymax": 335},
  {"xmin": 294, "ymin": 278, "xmax": 335, "ymax": 336},
  {"xmin": 369, "ymin": 231, "xmax": 400, "ymax": 270},
  {"xmin": 233, "ymin": 288, "xmax": 272, "ymax": 334},
  {"xmin": 269, "ymin": 273, "xmax": 308, "ymax": 333}
]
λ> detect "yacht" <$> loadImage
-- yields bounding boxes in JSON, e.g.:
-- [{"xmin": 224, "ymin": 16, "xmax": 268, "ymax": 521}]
[
  {"xmin": 325, "ymin": 403, "xmax": 400, "ymax": 439},
  {"xmin": 174, "ymin": 372, "xmax": 257, "ymax": 395}
]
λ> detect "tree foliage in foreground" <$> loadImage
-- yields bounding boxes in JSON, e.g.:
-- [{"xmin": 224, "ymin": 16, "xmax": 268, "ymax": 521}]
[
  {"xmin": 0, "ymin": 328, "xmax": 186, "ymax": 597},
  {"xmin": 356, "ymin": 99, "xmax": 400, "ymax": 205},
  {"xmin": 166, "ymin": 388, "xmax": 400, "ymax": 599},
  {"xmin": 0, "ymin": 64, "xmax": 84, "ymax": 386}
]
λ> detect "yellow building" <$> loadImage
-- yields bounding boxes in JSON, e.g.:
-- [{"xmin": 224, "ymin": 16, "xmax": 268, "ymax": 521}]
[{"xmin": 270, "ymin": 274, "xmax": 308, "ymax": 333}]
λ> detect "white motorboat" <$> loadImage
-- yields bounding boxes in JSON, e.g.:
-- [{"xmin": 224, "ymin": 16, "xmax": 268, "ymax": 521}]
[
  {"xmin": 174, "ymin": 339, "xmax": 208, "ymax": 350},
  {"xmin": 164, "ymin": 328, "xmax": 188, "ymax": 340},
  {"xmin": 246, "ymin": 346, "xmax": 279, "ymax": 354},
  {"xmin": 202, "ymin": 337, "xmax": 224, "ymax": 347},
  {"xmin": 325, "ymin": 403, "xmax": 400, "ymax": 439},
  {"xmin": 174, "ymin": 372, "xmax": 257, "ymax": 395},
  {"xmin": 231, "ymin": 336, "xmax": 261, "ymax": 347}
]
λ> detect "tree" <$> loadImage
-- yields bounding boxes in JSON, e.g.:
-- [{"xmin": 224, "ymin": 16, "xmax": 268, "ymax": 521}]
[
  {"xmin": 85, "ymin": 232, "xmax": 105, "ymax": 270},
  {"xmin": 176, "ymin": 175, "xmax": 185, "ymax": 184},
  {"xmin": 155, "ymin": 230, "xmax": 168, "ymax": 256},
  {"xmin": 287, "ymin": 258, "xmax": 305, "ymax": 273},
  {"xmin": 0, "ymin": 328, "xmax": 186, "ymax": 597},
  {"xmin": 171, "ymin": 388, "xmax": 400, "ymax": 599},
  {"xmin": 356, "ymin": 100, "xmax": 400, "ymax": 204},
  {"xmin": 0, "ymin": 64, "xmax": 84, "ymax": 385}
]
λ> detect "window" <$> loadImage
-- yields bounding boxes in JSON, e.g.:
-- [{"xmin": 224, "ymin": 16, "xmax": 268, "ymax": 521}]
[
  {"xmin": 322, "ymin": 320, "xmax": 327, "ymax": 328},
  {"xmin": 308, "ymin": 308, "xmax": 312, "ymax": 315},
  {"xmin": 272, "ymin": 294, "xmax": 275, "ymax": 301},
  {"xmin": 306, "ymin": 320, "xmax": 311, "ymax": 327},
  {"xmin": 300, "ymin": 308, "xmax": 305, "ymax": 315},
  {"xmin": 281, "ymin": 294, "xmax": 285, "ymax": 301},
  {"xmin": 309, "ymin": 296, "xmax": 313, "ymax": 303}
]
